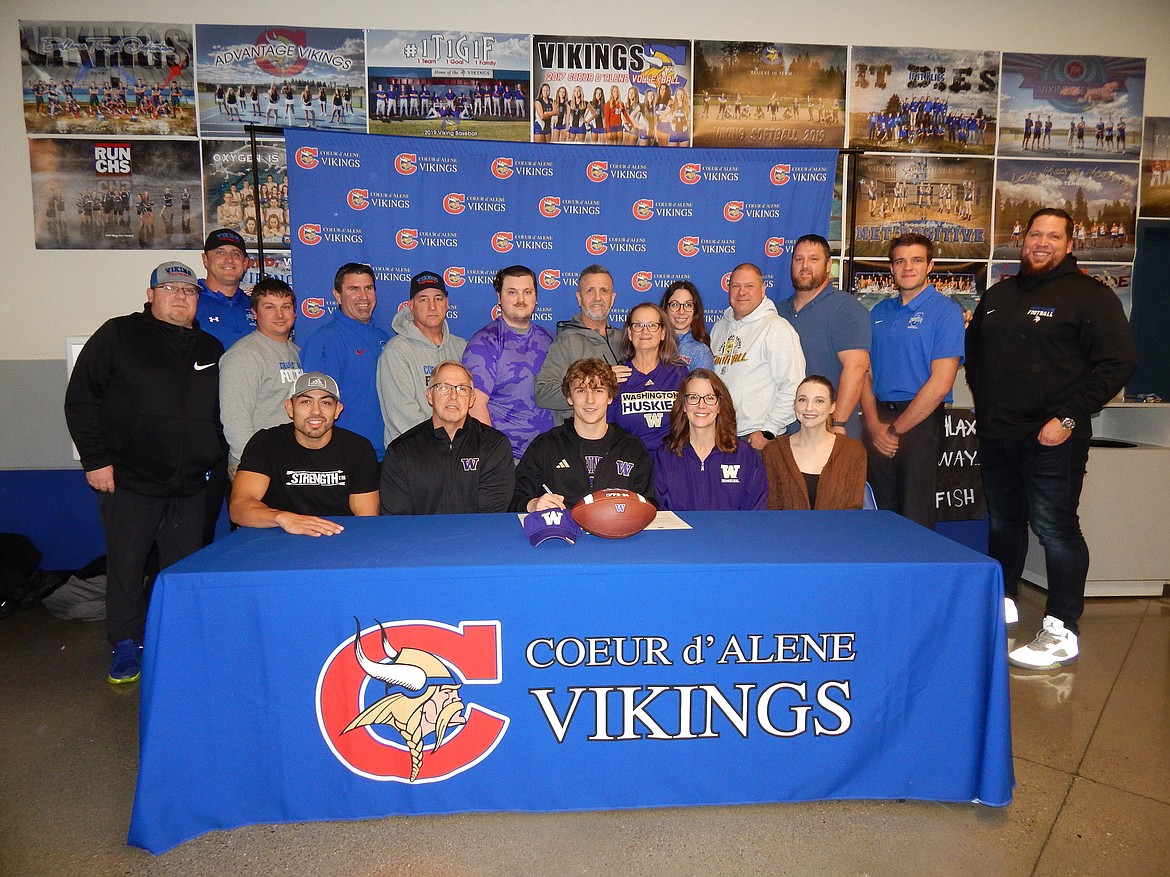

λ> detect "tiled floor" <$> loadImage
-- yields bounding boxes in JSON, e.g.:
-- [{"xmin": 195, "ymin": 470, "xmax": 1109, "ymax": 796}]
[{"xmin": 1, "ymin": 581, "xmax": 1167, "ymax": 877}]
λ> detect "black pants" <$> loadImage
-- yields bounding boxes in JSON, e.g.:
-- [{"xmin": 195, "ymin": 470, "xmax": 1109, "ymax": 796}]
[
  {"xmin": 980, "ymin": 435, "xmax": 1090, "ymax": 633},
  {"xmin": 99, "ymin": 488, "xmax": 204, "ymax": 645},
  {"xmin": 866, "ymin": 402, "xmax": 944, "ymax": 529}
]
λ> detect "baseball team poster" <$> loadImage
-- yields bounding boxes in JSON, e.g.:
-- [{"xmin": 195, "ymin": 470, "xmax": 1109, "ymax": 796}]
[
  {"xmin": 201, "ymin": 138, "xmax": 290, "ymax": 249},
  {"xmin": 998, "ymin": 53, "xmax": 1145, "ymax": 159},
  {"xmin": 992, "ymin": 158, "xmax": 1138, "ymax": 261},
  {"xmin": 19, "ymin": 20, "xmax": 196, "ymax": 137},
  {"xmin": 530, "ymin": 35, "xmax": 691, "ymax": 147},
  {"xmin": 366, "ymin": 30, "xmax": 531, "ymax": 141},
  {"xmin": 692, "ymin": 41, "xmax": 847, "ymax": 150},
  {"xmin": 847, "ymin": 46, "xmax": 999, "ymax": 156},
  {"xmin": 194, "ymin": 24, "xmax": 367, "ymax": 137},
  {"xmin": 29, "ymin": 137, "xmax": 203, "ymax": 250}
]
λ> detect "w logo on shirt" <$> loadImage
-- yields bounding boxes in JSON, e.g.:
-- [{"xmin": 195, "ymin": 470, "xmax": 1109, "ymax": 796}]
[
  {"xmin": 540, "ymin": 510, "xmax": 564, "ymax": 525},
  {"xmin": 644, "ymin": 413, "xmax": 664, "ymax": 429},
  {"xmin": 720, "ymin": 464, "xmax": 741, "ymax": 483},
  {"xmin": 461, "ymin": 458, "xmax": 480, "ymax": 472},
  {"xmin": 615, "ymin": 460, "xmax": 634, "ymax": 477}
]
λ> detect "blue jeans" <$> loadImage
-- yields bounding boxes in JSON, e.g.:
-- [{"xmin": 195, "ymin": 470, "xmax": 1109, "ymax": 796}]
[{"xmin": 979, "ymin": 435, "xmax": 1090, "ymax": 633}]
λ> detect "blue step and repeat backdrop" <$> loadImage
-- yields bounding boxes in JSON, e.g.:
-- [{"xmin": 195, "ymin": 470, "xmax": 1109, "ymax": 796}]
[{"xmin": 285, "ymin": 131, "xmax": 836, "ymax": 338}]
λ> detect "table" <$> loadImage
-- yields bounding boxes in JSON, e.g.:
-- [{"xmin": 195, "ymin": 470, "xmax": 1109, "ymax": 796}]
[{"xmin": 129, "ymin": 511, "xmax": 1013, "ymax": 854}]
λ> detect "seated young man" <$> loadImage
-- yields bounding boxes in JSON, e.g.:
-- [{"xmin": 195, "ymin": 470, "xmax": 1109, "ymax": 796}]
[
  {"xmin": 230, "ymin": 372, "xmax": 379, "ymax": 535},
  {"xmin": 512, "ymin": 357, "xmax": 655, "ymax": 512}
]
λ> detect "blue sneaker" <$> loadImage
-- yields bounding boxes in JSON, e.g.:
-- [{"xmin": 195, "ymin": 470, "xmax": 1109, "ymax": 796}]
[{"xmin": 108, "ymin": 638, "xmax": 142, "ymax": 684}]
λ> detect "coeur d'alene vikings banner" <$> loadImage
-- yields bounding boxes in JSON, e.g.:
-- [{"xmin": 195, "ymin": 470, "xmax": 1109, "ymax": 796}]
[{"xmin": 284, "ymin": 130, "xmax": 835, "ymax": 341}]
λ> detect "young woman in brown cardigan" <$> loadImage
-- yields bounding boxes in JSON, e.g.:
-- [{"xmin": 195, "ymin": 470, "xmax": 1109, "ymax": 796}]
[{"xmin": 763, "ymin": 375, "xmax": 867, "ymax": 510}]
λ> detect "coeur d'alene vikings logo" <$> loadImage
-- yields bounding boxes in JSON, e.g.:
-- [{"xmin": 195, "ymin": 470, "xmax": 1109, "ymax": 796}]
[{"xmin": 317, "ymin": 619, "xmax": 508, "ymax": 783}]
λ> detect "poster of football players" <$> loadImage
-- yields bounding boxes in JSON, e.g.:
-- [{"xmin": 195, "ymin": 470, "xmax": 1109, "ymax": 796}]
[
  {"xmin": 201, "ymin": 139, "xmax": 289, "ymax": 248},
  {"xmin": 195, "ymin": 25, "xmax": 366, "ymax": 137},
  {"xmin": 692, "ymin": 41, "xmax": 846, "ymax": 149},
  {"xmin": 531, "ymin": 35, "xmax": 691, "ymax": 146},
  {"xmin": 993, "ymin": 158, "xmax": 1138, "ymax": 261},
  {"xmin": 366, "ymin": 30, "xmax": 530, "ymax": 140},
  {"xmin": 848, "ymin": 46, "xmax": 999, "ymax": 155},
  {"xmin": 998, "ymin": 54, "xmax": 1145, "ymax": 158},
  {"xmin": 1139, "ymin": 116, "xmax": 1170, "ymax": 217},
  {"xmin": 19, "ymin": 20, "xmax": 196, "ymax": 137},
  {"xmin": 29, "ymin": 137, "xmax": 202, "ymax": 250},
  {"xmin": 851, "ymin": 154, "xmax": 993, "ymax": 259}
]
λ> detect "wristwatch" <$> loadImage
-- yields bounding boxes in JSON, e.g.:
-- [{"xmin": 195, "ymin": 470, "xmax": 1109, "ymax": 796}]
[
  {"xmin": 832, "ymin": 419, "xmax": 847, "ymax": 429},
  {"xmin": 1058, "ymin": 416, "xmax": 1076, "ymax": 430}
]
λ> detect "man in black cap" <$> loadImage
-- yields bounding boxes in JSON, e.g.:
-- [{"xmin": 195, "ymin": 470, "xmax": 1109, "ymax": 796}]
[
  {"xmin": 230, "ymin": 371, "xmax": 379, "ymax": 533},
  {"xmin": 377, "ymin": 271, "xmax": 468, "ymax": 445},
  {"xmin": 198, "ymin": 227, "xmax": 252, "ymax": 350},
  {"xmin": 65, "ymin": 261, "xmax": 226, "ymax": 684}
]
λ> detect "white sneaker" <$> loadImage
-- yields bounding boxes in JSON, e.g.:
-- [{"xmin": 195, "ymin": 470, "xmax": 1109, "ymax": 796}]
[
  {"xmin": 1004, "ymin": 597, "xmax": 1019, "ymax": 631},
  {"xmin": 1009, "ymin": 615, "xmax": 1079, "ymax": 670}
]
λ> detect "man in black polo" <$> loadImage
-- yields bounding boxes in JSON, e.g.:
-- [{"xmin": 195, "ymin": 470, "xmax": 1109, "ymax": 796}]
[{"xmin": 380, "ymin": 361, "xmax": 515, "ymax": 514}]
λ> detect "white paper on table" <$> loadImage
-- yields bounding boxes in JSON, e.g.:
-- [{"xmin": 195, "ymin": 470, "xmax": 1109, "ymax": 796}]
[{"xmin": 644, "ymin": 510, "xmax": 692, "ymax": 530}]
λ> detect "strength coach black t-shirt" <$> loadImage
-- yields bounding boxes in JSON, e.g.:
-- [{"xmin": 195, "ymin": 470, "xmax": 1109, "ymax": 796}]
[{"xmin": 237, "ymin": 423, "xmax": 379, "ymax": 517}]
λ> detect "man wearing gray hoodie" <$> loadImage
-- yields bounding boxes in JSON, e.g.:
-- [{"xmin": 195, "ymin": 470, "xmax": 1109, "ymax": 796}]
[
  {"xmin": 376, "ymin": 271, "xmax": 467, "ymax": 446},
  {"xmin": 534, "ymin": 264, "xmax": 625, "ymax": 424}
]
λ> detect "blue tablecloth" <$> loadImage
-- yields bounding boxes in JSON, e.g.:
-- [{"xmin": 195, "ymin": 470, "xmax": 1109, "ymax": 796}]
[{"xmin": 129, "ymin": 510, "xmax": 1013, "ymax": 854}]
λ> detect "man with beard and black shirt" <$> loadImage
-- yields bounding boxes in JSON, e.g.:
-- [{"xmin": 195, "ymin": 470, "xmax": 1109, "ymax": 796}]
[{"xmin": 967, "ymin": 208, "xmax": 1136, "ymax": 669}]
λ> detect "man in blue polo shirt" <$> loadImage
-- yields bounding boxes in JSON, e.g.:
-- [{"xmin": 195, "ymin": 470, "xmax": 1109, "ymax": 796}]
[
  {"xmin": 198, "ymin": 228, "xmax": 253, "ymax": 350},
  {"xmin": 776, "ymin": 234, "xmax": 871, "ymax": 439},
  {"xmin": 300, "ymin": 263, "xmax": 391, "ymax": 460},
  {"xmin": 197, "ymin": 227, "xmax": 253, "ymax": 543},
  {"xmin": 861, "ymin": 233, "xmax": 964, "ymax": 529}
]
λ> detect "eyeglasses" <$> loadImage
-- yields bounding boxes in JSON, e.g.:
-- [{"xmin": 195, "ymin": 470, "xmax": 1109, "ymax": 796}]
[
  {"xmin": 431, "ymin": 382, "xmax": 474, "ymax": 397},
  {"xmin": 666, "ymin": 300, "xmax": 695, "ymax": 312},
  {"xmin": 154, "ymin": 284, "xmax": 198, "ymax": 297},
  {"xmin": 630, "ymin": 321, "xmax": 662, "ymax": 332},
  {"xmin": 685, "ymin": 393, "xmax": 719, "ymax": 406}
]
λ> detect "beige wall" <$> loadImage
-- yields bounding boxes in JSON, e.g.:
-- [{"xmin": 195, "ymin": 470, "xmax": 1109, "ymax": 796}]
[{"xmin": 3, "ymin": 0, "xmax": 1168, "ymax": 360}]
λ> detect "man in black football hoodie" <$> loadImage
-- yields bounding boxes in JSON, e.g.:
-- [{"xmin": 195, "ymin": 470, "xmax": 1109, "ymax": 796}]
[{"xmin": 967, "ymin": 208, "xmax": 1135, "ymax": 670}]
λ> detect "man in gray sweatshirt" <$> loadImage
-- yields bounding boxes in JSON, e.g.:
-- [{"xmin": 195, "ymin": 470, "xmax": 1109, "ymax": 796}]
[
  {"xmin": 376, "ymin": 271, "xmax": 467, "ymax": 446},
  {"xmin": 219, "ymin": 278, "xmax": 303, "ymax": 477}
]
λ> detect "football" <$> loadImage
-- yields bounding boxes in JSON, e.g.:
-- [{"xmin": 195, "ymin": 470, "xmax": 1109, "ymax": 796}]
[{"xmin": 570, "ymin": 489, "xmax": 656, "ymax": 539}]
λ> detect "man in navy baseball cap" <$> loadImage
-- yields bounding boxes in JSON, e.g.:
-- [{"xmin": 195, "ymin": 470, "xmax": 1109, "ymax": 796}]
[{"xmin": 198, "ymin": 228, "xmax": 254, "ymax": 545}]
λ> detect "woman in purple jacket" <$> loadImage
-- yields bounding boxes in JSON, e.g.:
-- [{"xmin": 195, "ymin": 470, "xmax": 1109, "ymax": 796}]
[{"xmin": 653, "ymin": 369, "xmax": 766, "ymax": 511}]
